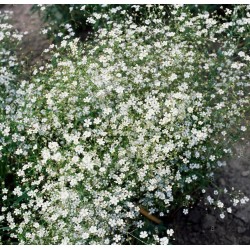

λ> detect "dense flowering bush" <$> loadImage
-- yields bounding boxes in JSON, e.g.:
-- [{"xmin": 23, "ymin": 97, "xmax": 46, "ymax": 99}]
[
  {"xmin": 0, "ymin": 10, "xmax": 22, "ymax": 97},
  {"xmin": 0, "ymin": 10, "xmax": 23, "ymax": 177},
  {"xmin": 0, "ymin": 10, "xmax": 24, "ymax": 243},
  {"xmin": 32, "ymin": 4, "xmax": 171, "ymax": 41},
  {"xmin": 1, "ymin": 5, "xmax": 250, "ymax": 245},
  {"xmin": 33, "ymin": 4, "xmax": 234, "ymax": 42}
]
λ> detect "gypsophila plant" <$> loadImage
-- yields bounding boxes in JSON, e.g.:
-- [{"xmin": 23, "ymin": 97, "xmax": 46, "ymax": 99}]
[
  {"xmin": 32, "ymin": 4, "xmax": 171, "ymax": 42},
  {"xmin": 1, "ymin": 5, "xmax": 250, "ymax": 245},
  {"xmin": 32, "ymin": 4, "xmax": 235, "ymax": 43},
  {"xmin": 0, "ymin": 10, "xmax": 24, "ymax": 180},
  {"xmin": 0, "ymin": 10, "xmax": 25, "ymax": 244},
  {"xmin": 0, "ymin": 10, "xmax": 22, "ymax": 99}
]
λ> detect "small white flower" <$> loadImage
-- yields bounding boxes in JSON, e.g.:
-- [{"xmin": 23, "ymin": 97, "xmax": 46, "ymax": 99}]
[
  {"xmin": 169, "ymin": 73, "xmax": 177, "ymax": 81},
  {"xmin": 139, "ymin": 231, "xmax": 148, "ymax": 239},
  {"xmin": 167, "ymin": 229, "xmax": 174, "ymax": 236},
  {"xmin": 238, "ymin": 51, "xmax": 245, "ymax": 57},
  {"xmin": 13, "ymin": 186, "xmax": 22, "ymax": 196},
  {"xmin": 160, "ymin": 237, "xmax": 169, "ymax": 245},
  {"xmin": 82, "ymin": 233, "xmax": 89, "ymax": 239},
  {"xmin": 187, "ymin": 107, "xmax": 193, "ymax": 113},
  {"xmin": 48, "ymin": 142, "xmax": 59, "ymax": 152},
  {"xmin": 136, "ymin": 220, "xmax": 144, "ymax": 228},
  {"xmin": 89, "ymin": 226, "xmax": 97, "ymax": 234},
  {"xmin": 217, "ymin": 201, "xmax": 224, "ymax": 208},
  {"xmin": 110, "ymin": 196, "xmax": 119, "ymax": 205},
  {"xmin": 113, "ymin": 234, "xmax": 121, "ymax": 242},
  {"xmin": 220, "ymin": 213, "xmax": 225, "ymax": 219},
  {"xmin": 241, "ymin": 126, "xmax": 247, "ymax": 132},
  {"xmin": 209, "ymin": 155, "xmax": 216, "ymax": 161},
  {"xmin": 214, "ymin": 190, "xmax": 218, "ymax": 195}
]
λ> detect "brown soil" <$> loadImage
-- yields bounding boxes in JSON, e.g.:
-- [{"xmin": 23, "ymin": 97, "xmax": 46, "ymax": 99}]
[
  {"xmin": 172, "ymin": 138, "xmax": 250, "ymax": 245},
  {"xmin": 1, "ymin": 4, "xmax": 50, "ymax": 67}
]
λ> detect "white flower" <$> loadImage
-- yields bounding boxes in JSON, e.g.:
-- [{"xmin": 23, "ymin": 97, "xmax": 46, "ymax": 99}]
[
  {"xmin": 220, "ymin": 213, "xmax": 225, "ymax": 219},
  {"xmin": 160, "ymin": 237, "xmax": 169, "ymax": 245},
  {"xmin": 13, "ymin": 187, "xmax": 22, "ymax": 196},
  {"xmin": 214, "ymin": 190, "xmax": 218, "ymax": 195},
  {"xmin": 109, "ymin": 219, "xmax": 116, "ymax": 227},
  {"xmin": 89, "ymin": 226, "xmax": 97, "ymax": 234},
  {"xmin": 113, "ymin": 234, "xmax": 121, "ymax": 242},
  {"xmin": 209, "ymin": 155, "xmax": 216, "ymax": 161},
  {"xmin": 169, "ymin": 73, "xmax": 177, "ymax": 81},
  {"xmin": 241, "ymin": 126, "xmax": 247, "ymax": 132},
  {"xmin": 136, "ymin": 220, "xmax": 144, "ymax": 228},
  {"xmin": 3, "ymin": 126, "xmax": 10, "ymax": 136},
  {"xmin": 238, "ymin": 51, "xmax": 245, "ymax": 57},
  {"xmin": 217, "ymin": 201, "xmax": 224, "ymax": 208},
  {"xmin": 167, "ymin": 229, "xmax": 174, "ymax": 236},
  {"xmin": 82, "ymin": 233, "xmax": 89, "ymax": 239},
  {"xmin": 110, "ymin": 196, "xmax": 119, "ymax": 205},
  {"xmin": 15, "ymin": 148, "xmax": 23, "ymax": 155},
  {"xmin": 139, "ymin": 231, "xmax": 148, "ymax": 239},
  {"xmin": 48, "ymin": 142, "xmax": 59, "ymax": 152}
]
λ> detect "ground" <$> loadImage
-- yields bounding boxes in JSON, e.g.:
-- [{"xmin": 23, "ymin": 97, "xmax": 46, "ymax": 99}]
[
  {"xmin": 1, "ymin": 4, "xmax": 250, "ymax": 245},
  {"xmin": 172, "ymin": 139, "xmax": 250, "ymax": 244},
  {"xmin": 1, "ymin": 4, "xmax": 50, "ymax": 67}
]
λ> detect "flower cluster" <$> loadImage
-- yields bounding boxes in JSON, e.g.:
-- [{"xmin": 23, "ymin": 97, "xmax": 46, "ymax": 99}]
[
  {"xmin": 33, "ymin": 4, "xmax": 170, "ymax": 41},
  {"xmin": 0, "ymin": 10, "xmax": 22, "ymax": 102},
  {"xmin": 0, "ymin": 11, "xmax": 25, "ymax": 243},
  {"xmin": 1, "ymin": 5, "xmax": 250, "ymax": 245},
  {"xmin": 0, "ymin": 10, "xmax": 23, "ymax": 171}
]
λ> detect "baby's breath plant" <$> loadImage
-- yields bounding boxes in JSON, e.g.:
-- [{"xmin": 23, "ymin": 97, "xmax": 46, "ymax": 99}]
[
  {"xmin": 33, "ymin": 4, "xmax": 235, "ymax": 43},
  {"xmin": 32, "ymin": 4, "xmax": 170, "ymax": 42},
  {"xmin": 0, "ymin": 10, "xmax": 24, "ymax": 182},
  {"xmin": 0, "ymin": 10, "xmax": 22, "ymax": 111},
  {"xmin": 0, "ymin": 10, "xmax": 25, "ymax": 244},
  {"xmin": 1, "ymin": 5, "xmax": 250, "ymax": 245}
]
